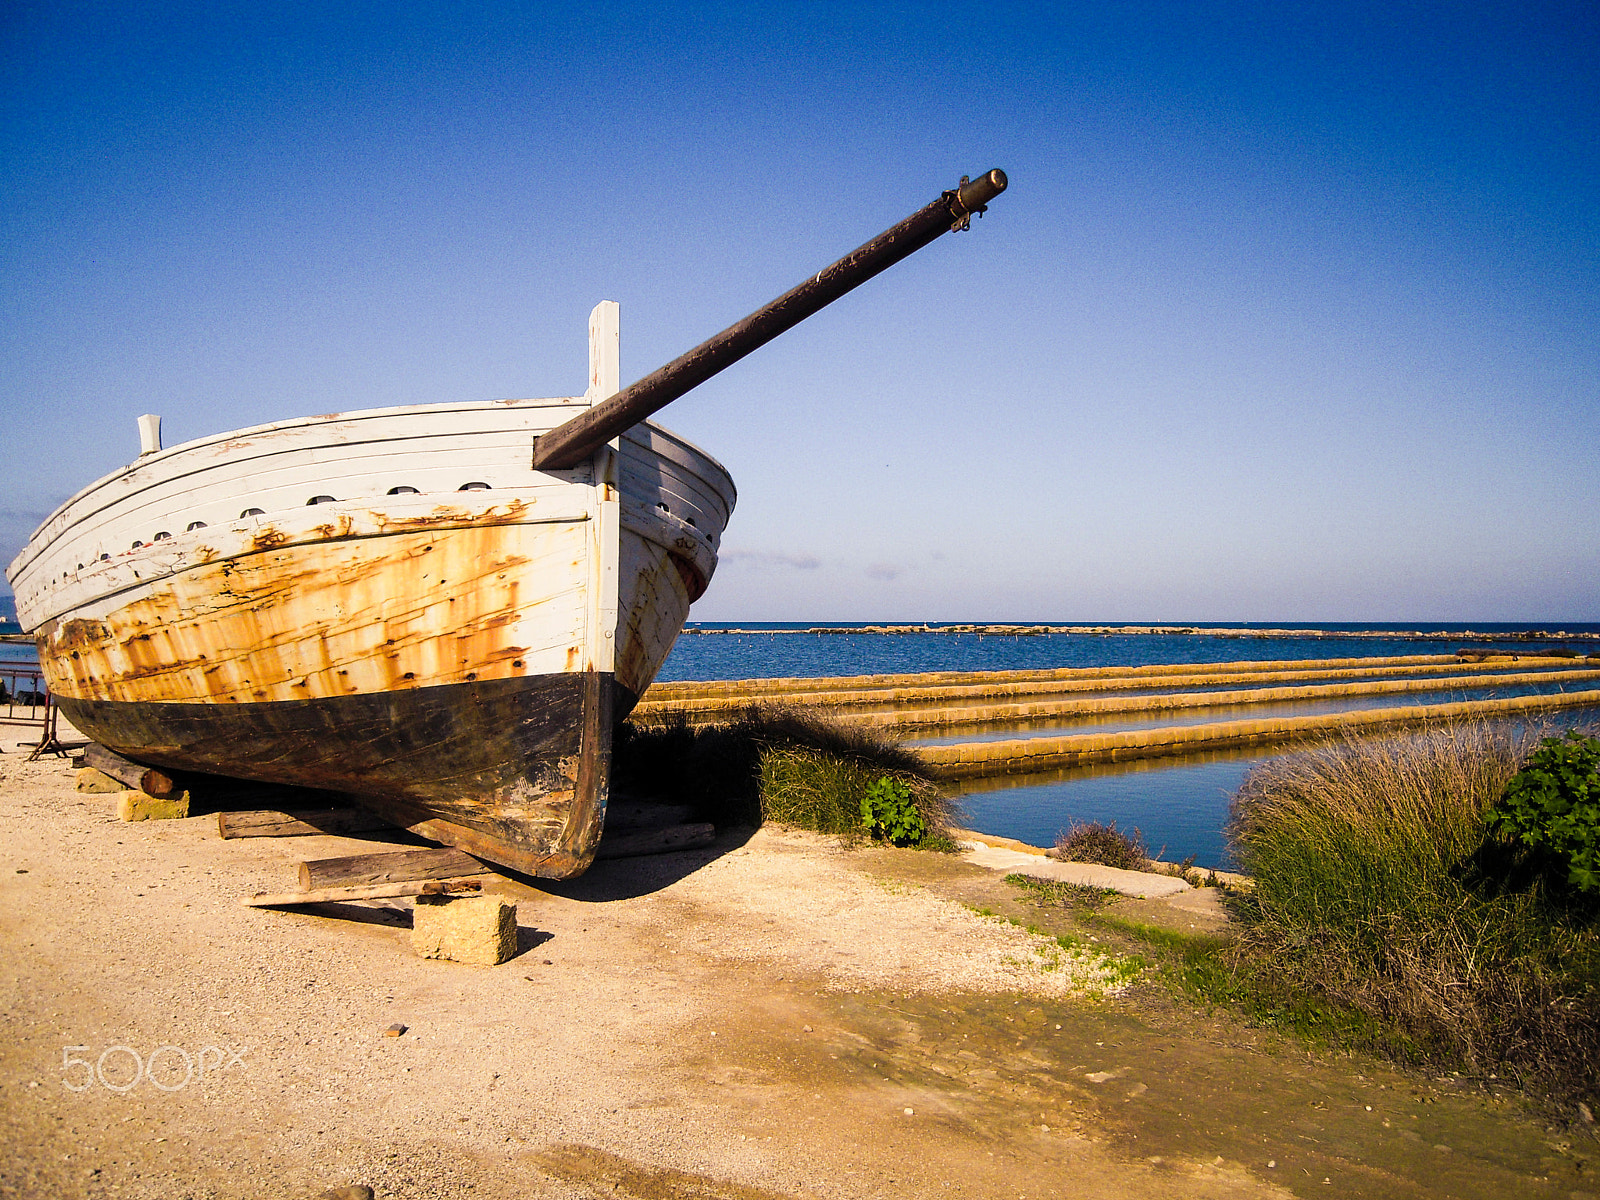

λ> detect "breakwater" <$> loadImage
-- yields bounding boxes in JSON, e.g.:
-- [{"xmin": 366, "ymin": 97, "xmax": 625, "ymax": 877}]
[
  {"xmin": 638, "ymin": 656, "xmax": 1599, "ymax": 726},
  {"xmin": 635, "ymin": 654, "xmax": 1600, "ymax": 776},
  {"xmin": 920, "ymin": 690, "xmax": 1600, "ymax": 778}
]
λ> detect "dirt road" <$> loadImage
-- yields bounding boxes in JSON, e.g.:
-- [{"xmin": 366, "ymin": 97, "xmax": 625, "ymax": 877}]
[{"xmin": 0, "ymin": 748, "xmax": 1591, "ymax": 1199}]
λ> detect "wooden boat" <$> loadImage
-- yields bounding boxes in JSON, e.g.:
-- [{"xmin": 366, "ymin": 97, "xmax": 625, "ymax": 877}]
[{"xmin": 6, "ymin": 170, "xmax": 1007, "ymax": 878}]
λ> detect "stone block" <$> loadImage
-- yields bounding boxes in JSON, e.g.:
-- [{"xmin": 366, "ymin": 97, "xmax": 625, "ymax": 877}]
[
  {"xmin": 411, "ymin": 894, "xmax": 517, "ymax": 966},
  {"xmin": 76, "ymin": 767, "xmax": 127, "ymax": 793},
  {"xmin": 116, "ymin": 790, "xmax": 191, "ymax": 821}
]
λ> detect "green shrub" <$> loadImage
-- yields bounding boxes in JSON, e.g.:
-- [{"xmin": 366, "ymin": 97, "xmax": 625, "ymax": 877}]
[
  {"xmin": 757, "ymin": 745, "xmax": 882, "ymax": 836},
  {"xmin": 1489, "ymin": 731, "xmax": 1600, "ymax": 894},
  {"xmin": 1227, "ymin": 722, "xmax": 1600, "ymax": 1103},
  {"xmin": 860, "ymin": 776, "xmax": 926, "ymax": 846},
  {"xmin": 757, "ymin": 746, "xmax": 949, "ymax": 847}
]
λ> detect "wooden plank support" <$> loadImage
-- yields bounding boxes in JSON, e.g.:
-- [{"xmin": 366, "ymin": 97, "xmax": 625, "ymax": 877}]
[
  {"xmin": 82, "ymin": 743, "xmax": 179, "ymax": 797},
  {"xmin": 244, "ymin": 878, "xmax": 484, "ymax": 907},
  {"xmin": 217, "ymin": 808, "xmax": 396, "ymax": 839},
  {"xmin": 297, "ymin": 847, "xmax": 490, "ymax": 891},
  {"xmin": 596, "ymin": 822, "xmax": 716, "ymax": 860}
]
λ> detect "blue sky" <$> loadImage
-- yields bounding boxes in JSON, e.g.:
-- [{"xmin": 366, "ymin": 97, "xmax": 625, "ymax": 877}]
[{"xmin": 3, "ymin": 2, "xmax": 1596, "ymax": 622}]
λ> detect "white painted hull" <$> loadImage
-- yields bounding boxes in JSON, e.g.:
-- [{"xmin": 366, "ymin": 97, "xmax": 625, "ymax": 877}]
[{"xmin": 6, "ymin": 307, "xmax": 735, "ymax": 877}]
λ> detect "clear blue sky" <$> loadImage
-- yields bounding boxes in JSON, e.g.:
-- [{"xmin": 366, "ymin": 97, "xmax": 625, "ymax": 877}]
[{"xmin": 3, "ymin": 2, "xmax": 1596, "ymax": 622}]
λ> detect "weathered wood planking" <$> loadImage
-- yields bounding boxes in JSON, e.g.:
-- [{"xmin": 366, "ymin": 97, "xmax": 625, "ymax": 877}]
[
  {"xmin": 62, "ymin": 673, "xmax": 612, "ymax": 878},
  {"xmin": 245, "ymin": 878, "xmax": 484, "ymax": 907},
  {"xmin": 217, "ymin": 808, "xmax": 396, "ymax": 839},
  {"xmin": 82, "ymin": 743, "xmax": 178, "ymax": 797},
  {"xmin": 11, "ymin": 404, "xmax": 729, "ymax": 708},
  {"xmin": 297, "ymin": 847, "xmax": 489, "ymax": 891}
]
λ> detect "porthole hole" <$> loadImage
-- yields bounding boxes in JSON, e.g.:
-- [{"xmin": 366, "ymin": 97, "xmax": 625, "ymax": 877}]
[
  {"xmin": 388, "ymin": 486, "xmax": 419, "ymax": 495},
  {"xmin": 458, "ymin": 482, "xmax": 490, "ymax": 491},
  {"xmin": 240, "ymin": 508, "xmax": 263, "ymax": 518},
  {"xmin": 153, "ymin": 531, "xmax": 171, "ymax": 541},
  {"xmin": 186, "ymin": 521, "xmax": 207, "ymax": 531},
  {"xmin": 307, "ymin": 495, "xmax": 336, "ymax": 505}
]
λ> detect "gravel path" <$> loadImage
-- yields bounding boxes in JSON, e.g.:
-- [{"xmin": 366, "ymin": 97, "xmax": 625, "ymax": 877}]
[{"xmin": 1, "ymin": 747, "xmax": 1583, "ymax": 1200}]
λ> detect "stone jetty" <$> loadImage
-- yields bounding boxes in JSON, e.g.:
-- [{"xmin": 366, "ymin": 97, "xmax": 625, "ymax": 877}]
[{"xmin": 636, "ymin": 653, "xmax": 1600, "ymax": 776}]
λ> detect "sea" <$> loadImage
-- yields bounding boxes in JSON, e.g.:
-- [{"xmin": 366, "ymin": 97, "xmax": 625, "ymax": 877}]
[
  {"xmin": 659, "ymin": 622, "xmax": 1600, "ymax": 869},
  {"xmin": 6, "ymin": 618, "xmax": 1597, "ymax": 869}
]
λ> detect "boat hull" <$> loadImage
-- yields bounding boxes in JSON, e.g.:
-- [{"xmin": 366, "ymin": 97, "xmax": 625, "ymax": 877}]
[
  {"xmin": 55, "ymin": 672, "xmax": 623, "ymax": 878},
  {"xmin": 8, "ymin": 362, "xmax": 735, "ymax": 878}
]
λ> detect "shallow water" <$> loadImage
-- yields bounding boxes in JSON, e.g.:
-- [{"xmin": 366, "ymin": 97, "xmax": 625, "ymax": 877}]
[
  {"xmin": 951, "ymin": 755, "xmax": 1264, "ymax": 870},
  {"xmin": 947, "ymin": 704, "xmax": 1600, "ymax": 868},
  {"xmin": 905, "ymin": 679, "xmax": 1599, "ymax": 745}
]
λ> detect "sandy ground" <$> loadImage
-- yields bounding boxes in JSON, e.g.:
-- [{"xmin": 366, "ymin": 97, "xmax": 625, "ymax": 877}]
[{"xmin": 1, "ymin": 741, "xmax": 1595, "ymax": 1200}]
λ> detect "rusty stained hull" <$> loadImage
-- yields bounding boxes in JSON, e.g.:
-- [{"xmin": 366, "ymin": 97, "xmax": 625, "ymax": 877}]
[
  {"xmin": 12, "ymin": 403, "xmax": 734, "ymax": 880},
  {"xmin": 57, "ymin": 673, "xmax": 620, "ymax": 878},
  {"xmin": 38, "ymin": 516, "xmax": 642, "ymax": 877}
]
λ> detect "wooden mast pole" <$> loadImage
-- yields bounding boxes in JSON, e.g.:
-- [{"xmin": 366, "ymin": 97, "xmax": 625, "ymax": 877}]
[{"xmin": 533, "ymin": 169, "xmax": 1008, "ymax": 471}]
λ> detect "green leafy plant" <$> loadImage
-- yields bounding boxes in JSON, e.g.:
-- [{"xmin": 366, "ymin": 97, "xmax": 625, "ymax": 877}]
[
  {"xmin": 860, "ymin": 775, "xmax": 926, "ymax": 847},
  {"xmin": 1489, "ymin": 730, "xmax": 1600, "ymax": 893}
]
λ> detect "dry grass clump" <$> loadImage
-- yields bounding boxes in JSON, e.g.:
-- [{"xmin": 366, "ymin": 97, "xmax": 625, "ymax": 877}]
[
  {"xmin": 1050, "ymin": 821, "xmax": 1149, "ymax": 872},
  {"xmin": 1228, "ymin": 721, "xmax": 1600, "ymax": 1104},
  {"xmin": 614, "ymin": 704, "xmax": 956, "ymax": 847}
]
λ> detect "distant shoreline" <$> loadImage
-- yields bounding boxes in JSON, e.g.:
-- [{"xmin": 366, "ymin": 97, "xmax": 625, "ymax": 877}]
[
  {"xmin": 682, "ymin": 623, "xmax": 1600, "ymax": 642},
  {"xmin": 8, "ymin": 623, "xmax": 1597, "ymax": 649}
]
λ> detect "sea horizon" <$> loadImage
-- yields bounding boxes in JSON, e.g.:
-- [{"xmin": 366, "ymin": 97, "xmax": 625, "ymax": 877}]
[{"xmin": 5, "ymin": 615, "xmax": 1599, "ymax": 673}]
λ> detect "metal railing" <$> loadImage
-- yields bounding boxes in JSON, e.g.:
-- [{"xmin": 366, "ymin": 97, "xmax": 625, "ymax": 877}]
[
  {"xmin": 1, "ymin": 664, "xmax": 71, "ymax": 758},
  {"xmin": 1, "ymin": 664, "xmax": 48, "ymax": 722}
]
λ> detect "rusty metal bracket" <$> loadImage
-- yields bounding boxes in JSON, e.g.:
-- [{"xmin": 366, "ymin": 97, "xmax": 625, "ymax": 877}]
[{"xmin": 947, "ymin": 176, "xmax": 975, "ymax": 231}]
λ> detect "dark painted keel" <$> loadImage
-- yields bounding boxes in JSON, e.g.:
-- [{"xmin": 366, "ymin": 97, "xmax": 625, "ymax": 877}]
[{"xmin": 56, "ymin": 673, "xmax": 634, "ymax": 879}]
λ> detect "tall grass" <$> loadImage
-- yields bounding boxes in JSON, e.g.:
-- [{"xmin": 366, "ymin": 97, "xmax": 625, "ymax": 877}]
[
  {"xmin": 1228, "ymin": 721, "xmax": 1600, "ymax": 1101},
  {"xmin": 614, "ymin": 705, "xmax": 955, "ymax": 845}
]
